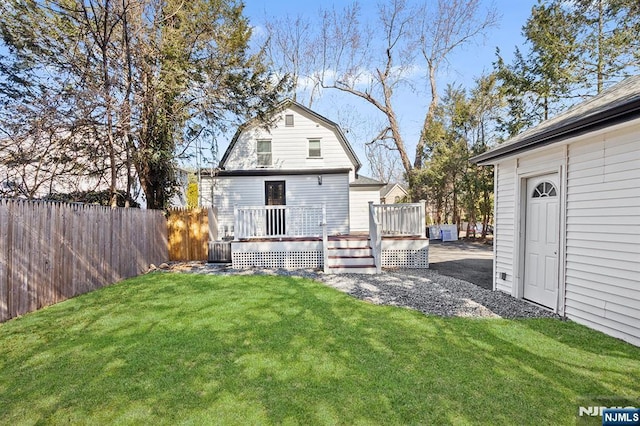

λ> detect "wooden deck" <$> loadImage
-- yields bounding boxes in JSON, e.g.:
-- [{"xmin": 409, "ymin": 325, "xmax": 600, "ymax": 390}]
[{"xmin": 235, "ymin": 234, "xmax": 426, "ymax": 243}]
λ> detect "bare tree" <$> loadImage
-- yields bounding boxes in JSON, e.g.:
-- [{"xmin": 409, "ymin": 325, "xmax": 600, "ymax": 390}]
[
  {"xmin": 317, "ymin": 0, "xmax": 499, "ymax": 192},
  {"xmin": 365, "ymin": 142, "xmax": 404, "ymax": 184},
  {"xmin": 415, "ymin": 0, "xmax": 499, "ymax": 169},
  {"xmin": 265, "ymin": 14, "xmax": 320, "ymax": 107}
]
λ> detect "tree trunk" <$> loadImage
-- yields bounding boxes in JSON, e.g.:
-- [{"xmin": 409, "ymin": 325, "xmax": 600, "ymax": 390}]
[{"xmin": 415, "ymin": 64, "xmax": 439, "ymax": 170}]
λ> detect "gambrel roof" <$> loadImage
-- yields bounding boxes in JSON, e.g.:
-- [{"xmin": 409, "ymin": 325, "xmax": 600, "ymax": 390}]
[
  {"xmin": 219, "ymin": 99, "xmax": 362, "ymax": 172},
  {"xmin": 472, "ymin": 75, "xmax": 640, "ymax": 165}
]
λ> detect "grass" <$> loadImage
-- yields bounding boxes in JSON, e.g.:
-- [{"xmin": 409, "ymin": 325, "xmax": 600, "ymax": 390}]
[{"xmin": 0, "ymin": 273, "xmax": 639, "ymax": 425}]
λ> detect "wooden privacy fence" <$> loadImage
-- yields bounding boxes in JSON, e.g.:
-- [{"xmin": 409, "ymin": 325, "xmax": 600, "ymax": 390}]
[
  {"xmin": 167, "ymin": 207, "xmax": 216, "ymax": 261},
  {"xmin": 0, "ymin": 199, "xmax": 168, "ymax": 322}
]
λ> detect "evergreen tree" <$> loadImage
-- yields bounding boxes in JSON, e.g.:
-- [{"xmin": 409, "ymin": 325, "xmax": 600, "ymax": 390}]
[
  {"xmin": 0, "ymin": 0, "xmax": 284, "ymax": 208},
  {"xmin": 572, "ymin": 0, "xmax": 640, "ymax": 93},
  {"xmin": 495, "ymin": 0, "xmax": 640, "ymax": 135},
  {"xmin": 495, "ymin": 1, "xmax": 578, "ymax": 136}
]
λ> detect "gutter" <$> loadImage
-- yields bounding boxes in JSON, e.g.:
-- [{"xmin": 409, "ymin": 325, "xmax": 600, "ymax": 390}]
[{"xmin": 471, "ymin": 97, "xmax": 640, "ymax": 165}]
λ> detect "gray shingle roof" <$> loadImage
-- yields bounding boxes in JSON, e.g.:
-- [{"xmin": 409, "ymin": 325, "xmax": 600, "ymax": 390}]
[
  {"xmin": 472, "ymin": 75, "xmax": 640, "ymax": 164},
  {"xmin": 350, "ymin": 175, "xmax": 386, "ymax": 187}
]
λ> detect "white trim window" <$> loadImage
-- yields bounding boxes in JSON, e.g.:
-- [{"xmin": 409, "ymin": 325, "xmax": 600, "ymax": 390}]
[
  {"xmin": 257, "ymin": 139, "xmax": 272, "ymax": 166},
  {"xmin": 285, "ymin": 114, "xmax": 294, "ymax": 127},
  {"xmin": 308, "ymin": 139, "xmax": 321, "ymax": 158}
]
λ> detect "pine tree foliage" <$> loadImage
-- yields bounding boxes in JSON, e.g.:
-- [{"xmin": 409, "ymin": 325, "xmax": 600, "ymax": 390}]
[
  {"xmin": 417, "ymin": 76, "xmax": 498, "ymax": 234},
  {"xmin": 495, "ymin": 0, "xmax": 639, "ymax": 136}
]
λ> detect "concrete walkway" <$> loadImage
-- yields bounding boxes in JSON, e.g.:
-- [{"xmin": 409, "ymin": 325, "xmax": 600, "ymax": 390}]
[{"xmin": 428, "ymin": 239, "xmax": 493, "ymax": 290}]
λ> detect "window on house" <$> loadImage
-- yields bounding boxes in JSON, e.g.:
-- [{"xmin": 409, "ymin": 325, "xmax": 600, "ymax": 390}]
[
  {"xmin": 308, "ymin": 139, "xmax": 321, "ymax": 158},
  {"xmin": 257, "ymin": 139, "xmax": 272, "ymax": 166},
  {"xmin": 285, "ymin": 114, "xmax": 294, "ymax": 126},
  {"xmin": 532, "ymin": 181, "xmax": 557, "ymax": 198}
]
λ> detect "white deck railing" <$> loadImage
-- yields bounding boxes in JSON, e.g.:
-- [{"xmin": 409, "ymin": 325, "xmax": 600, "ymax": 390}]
[
  {"xmin": 234, "ymin": 205, "xmax": 324, "ymax": 240},
  {"xmin": 373, "ymin": 201, "xmax": 426, "ymax": 237}
]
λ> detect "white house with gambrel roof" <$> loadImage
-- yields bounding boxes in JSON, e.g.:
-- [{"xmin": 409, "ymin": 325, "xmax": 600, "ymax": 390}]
[
  {"xmin": 200, "ymin": 99, "xmax": 385, "ymax": 237},
  {"xmin": 472, "ymin": 75, "xmax": 640, "ymax": 346}
]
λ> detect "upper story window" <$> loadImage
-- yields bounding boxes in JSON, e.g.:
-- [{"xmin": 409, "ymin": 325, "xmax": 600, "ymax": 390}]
[
  {"xmin": 532, "ymin": 181, "xmax": 557, "ymax": 198},
  {"xmin": 257, "ymin": 139, "xmax": 272, "ymax": 167},
  {"xmin": 308, "ymin": 139, "xmax": 321, "ymax": 158},
  {"xmin": 285, "ymin": 114, "xmax": 294, "ymax": 127}
]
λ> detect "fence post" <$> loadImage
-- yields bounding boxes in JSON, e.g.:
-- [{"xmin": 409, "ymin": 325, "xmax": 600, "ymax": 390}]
[{"xmin": 420, "ymin": 200, "xmax": 427, "ymax": 238}]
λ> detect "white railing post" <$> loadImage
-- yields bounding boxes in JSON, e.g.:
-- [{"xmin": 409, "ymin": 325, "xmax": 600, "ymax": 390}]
[
  {"xmin": 321, "ymin": 204, "xmax": 328, "ymax": 273},
  {"xmin": 420, "ymin": 200, "xmax": 427, "ymax": 238},
  {"xmin": 369, "ymin": 201, "xmax": 382, "ymax": 273},
  {"xmin": 233, "ymin": 204, "xmax": 240, "ymax": 240}
]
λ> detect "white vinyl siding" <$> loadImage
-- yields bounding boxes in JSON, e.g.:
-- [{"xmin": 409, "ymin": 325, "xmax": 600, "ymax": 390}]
[
  {"xmin": 494, "ymin": 160, "xmax": 516, "ymax": 294},
  {"xmin": 564, "ymin": 126, "xmax": 640, "ymax": 346},
  {"xmin": 202, "ymin": 173, "xmax": 350, "ymax": 236},
  {"xmin": 349, "ymin": 187, "xmax": 381, "ymax": 232},
  {"xmin": 223, "ymin": 108, "xmax": 355, "ymax": 171}
]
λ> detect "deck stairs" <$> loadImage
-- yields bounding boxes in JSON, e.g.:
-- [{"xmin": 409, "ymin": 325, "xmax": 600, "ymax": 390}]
[{"xmin": 326, "ymin": 235, "xmax": 377, "ymax": 274}]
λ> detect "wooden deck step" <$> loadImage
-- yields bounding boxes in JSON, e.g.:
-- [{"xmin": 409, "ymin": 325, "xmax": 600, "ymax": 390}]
[{"xmin": 328, "ymin": 264, "xmax": 377, "ymax": 274}]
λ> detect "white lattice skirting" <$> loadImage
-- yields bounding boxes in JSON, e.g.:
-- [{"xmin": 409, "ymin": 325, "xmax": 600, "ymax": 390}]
[
  {"xmin": 380, "ymin": 239, "xmax": 429, "ymax": 269},
  {"xmin": 230, "ymin": 239, "xmax": 429, "ymax": 270},
  {"xmin": 381, "ymin": 249, "xmax": 429, "ymax": 268},
  {"xmin": 231, "ymin": 241, "xmax": 323, "ymax": 269},
  {"xmin": 232, "ymin": 251, "xmax": 322, "ymax": 269}
]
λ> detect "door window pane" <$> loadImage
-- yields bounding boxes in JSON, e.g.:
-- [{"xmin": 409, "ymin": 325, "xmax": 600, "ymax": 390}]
[{"xmin": 532, "ymin": 181, "xmax": 557, "ymax": 198}]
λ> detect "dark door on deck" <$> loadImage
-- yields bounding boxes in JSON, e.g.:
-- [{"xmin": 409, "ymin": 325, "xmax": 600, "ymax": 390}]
[{"xmin": 265, "ymin": 181, "xmax": 286, "ymax": 236}]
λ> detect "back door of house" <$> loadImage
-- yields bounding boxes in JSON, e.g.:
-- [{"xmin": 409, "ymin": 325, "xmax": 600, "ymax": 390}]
[
  {"xmin": 265, "ymin": 181, "xmax": 285, "ymax": 236},
  {"xmin": 523, "ymin": 173, "xmax": 560, "ymax": 309}
]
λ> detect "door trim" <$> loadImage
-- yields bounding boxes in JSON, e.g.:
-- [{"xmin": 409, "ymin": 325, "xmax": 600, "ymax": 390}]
[
  {"xmin": 514, "ymin": 167, "xmax": 563, "ymax": 312},
  {"xmin": 522, "ymin": 173, "xmax": 560, "ymax": 308},
  {"xmin": 264, "ymin": 180, "xmax": 286, "ymax": 205}
]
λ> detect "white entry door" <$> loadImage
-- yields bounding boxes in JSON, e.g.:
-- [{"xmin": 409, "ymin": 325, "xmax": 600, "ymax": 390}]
[{"xmin": 523, "ymin": 174, "xmax": 560, "ymax": 309}]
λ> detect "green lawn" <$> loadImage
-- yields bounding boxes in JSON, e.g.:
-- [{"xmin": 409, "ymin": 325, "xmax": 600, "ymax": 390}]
[{"xmin": 1, "ymin": 273, "xmax": 638, "ymax": 425}]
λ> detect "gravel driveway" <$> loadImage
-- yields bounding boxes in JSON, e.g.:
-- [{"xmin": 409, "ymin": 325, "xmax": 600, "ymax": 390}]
[{"xmin": 166, "ymin": 263, "xmax": 559, "ymax": 320}]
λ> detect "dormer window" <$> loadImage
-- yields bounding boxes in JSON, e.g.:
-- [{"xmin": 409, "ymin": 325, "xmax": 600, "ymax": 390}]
[
  {"xmin": 257, "ymin": 139, "xmax": 272, "ymax": 166},
  {"xmin": 285, "ymin": 114, "xmax": 294, "ymax": 127},
  {"xmin": 308, "ymin": 139, "xmax": 321, "ymax": 158}
]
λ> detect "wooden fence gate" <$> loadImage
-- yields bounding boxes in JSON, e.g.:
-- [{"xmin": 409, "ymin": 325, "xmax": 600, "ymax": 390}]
[{"xmin": 167, "ymin": 207, "xmax": 217, "ymax": 261}]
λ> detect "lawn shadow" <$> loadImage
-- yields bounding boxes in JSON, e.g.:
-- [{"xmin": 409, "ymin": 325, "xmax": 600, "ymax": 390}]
[{"xmin": 0, "ymin": 273, "xmax": 639, "ymax": 424}]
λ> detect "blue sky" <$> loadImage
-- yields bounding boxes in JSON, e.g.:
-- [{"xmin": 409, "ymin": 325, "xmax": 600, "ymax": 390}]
[
  {"xmin": 0, "ymin": 1, "xmax": 540, "ymax": 176},
  {"xmin": 229, "ymin": 0, "xmax": 540, "ymax": 177}
]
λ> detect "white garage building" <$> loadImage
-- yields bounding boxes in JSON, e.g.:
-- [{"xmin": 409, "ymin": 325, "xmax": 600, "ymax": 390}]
[{"xmin": 472, "ymin": 76, "xmax": 640, "ymax": 346}]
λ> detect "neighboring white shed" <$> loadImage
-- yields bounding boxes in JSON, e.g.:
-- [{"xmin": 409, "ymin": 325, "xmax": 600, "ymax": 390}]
[{"xmin": 472, "ymin": 76, "xmax": 640, "ymax": 346}]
